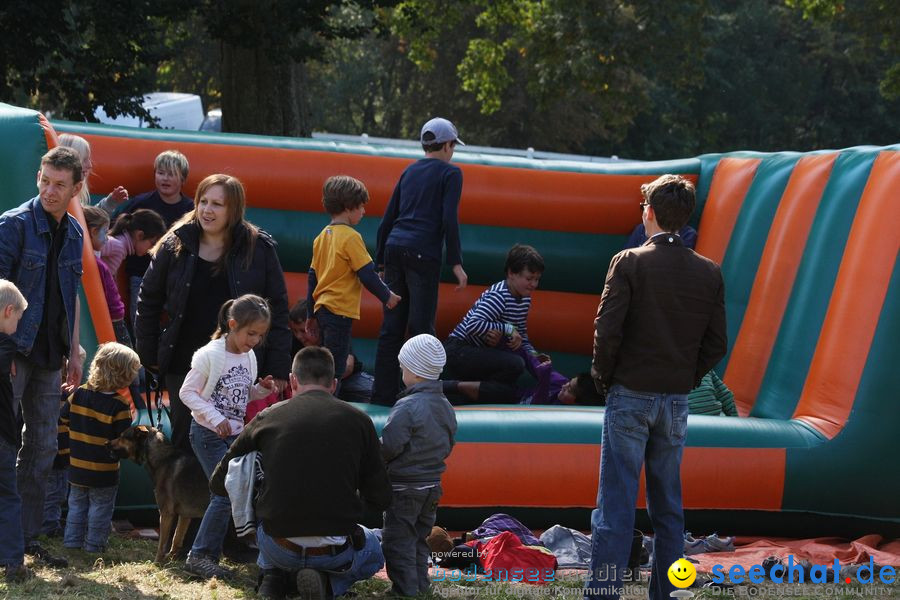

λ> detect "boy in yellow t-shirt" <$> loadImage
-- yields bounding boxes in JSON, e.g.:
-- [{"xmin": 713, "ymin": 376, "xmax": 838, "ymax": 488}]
[{"xmin": 307, "ymin": 176, "xmax": 401, "ymax": 383}]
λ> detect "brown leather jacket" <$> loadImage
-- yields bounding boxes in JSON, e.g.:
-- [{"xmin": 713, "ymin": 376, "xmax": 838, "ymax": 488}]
[{"xmin": 592, "ymin": 233, "xmax": 727, "ymax": 395}]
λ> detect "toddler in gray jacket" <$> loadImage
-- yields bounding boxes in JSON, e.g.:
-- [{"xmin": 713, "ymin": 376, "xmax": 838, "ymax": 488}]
[{"xmin": 381, "ymin": 334, "xmax": 457, "ymax": 597}]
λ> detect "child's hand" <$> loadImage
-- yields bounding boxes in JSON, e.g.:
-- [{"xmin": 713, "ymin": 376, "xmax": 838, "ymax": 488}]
[
  {"xmin": 507, "ymin": 329, "xmax": 523, "ymax": 351},
  {"xmin": 484, "ymin": 329, "xmax": 502, "ymax": 347},
  {"xmin": 304, "ymin": 318, "xmax": 319, "ymax": 341},
  {"xmin": 259, "ymin": 375, "xmax": 275, "ymax": 390},
  {"xmin": 215, "ymin": 420, "xmax": 232, "ymax": 438},
  {"xmin": 452, "ymin": 264, "xmax": 468, "ymax": 290},
  {"xmin": 386, "ymin": 292, "xmax": 401, "ymax": 309},
  {"xmin": 108, "ymin": 186, "xmax": 129, "ymax": 206}
]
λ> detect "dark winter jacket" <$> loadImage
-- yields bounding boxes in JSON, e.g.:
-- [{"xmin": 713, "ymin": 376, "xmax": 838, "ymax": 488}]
[{"xmin": 135, "ymin": 221, "xmax": 291, "ymax": 379}]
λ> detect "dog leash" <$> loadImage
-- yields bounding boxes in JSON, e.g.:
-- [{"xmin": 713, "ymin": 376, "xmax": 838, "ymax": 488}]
[{"xmin": 145, "ymin": 372, "xmax": 164, "ymax": 428}]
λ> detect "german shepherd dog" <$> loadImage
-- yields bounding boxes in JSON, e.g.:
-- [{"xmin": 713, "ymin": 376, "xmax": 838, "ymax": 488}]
[{"xmin": 108, "ymin": 425, "xmax": 211, "ymax": 563}]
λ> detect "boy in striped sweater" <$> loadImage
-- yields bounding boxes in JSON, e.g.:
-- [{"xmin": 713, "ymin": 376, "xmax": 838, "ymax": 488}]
[
  {"xmin": 443, "ymin": 244, "xmax": 545, "ymax": 403},
  {"xmin": 62, "ymin": 342, "xmax": 139, "ymax": 553}
]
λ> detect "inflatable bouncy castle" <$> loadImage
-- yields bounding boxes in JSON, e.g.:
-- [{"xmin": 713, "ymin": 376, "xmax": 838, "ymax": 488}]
[{"xmin": 1, "ymin": 102, "xmax": 897, "ymax": 534}]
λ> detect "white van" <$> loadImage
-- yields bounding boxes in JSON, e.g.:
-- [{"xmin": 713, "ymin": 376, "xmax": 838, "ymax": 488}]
[{"xmin": 94, "ymin": 92, "xmax": 205, "ymax": 130}]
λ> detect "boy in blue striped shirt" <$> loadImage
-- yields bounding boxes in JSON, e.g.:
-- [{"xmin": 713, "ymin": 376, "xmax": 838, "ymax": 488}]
[
  {"xmin": 62, "ymin": 342, "xmax": 139, "ymax": 553},
  {"xmin": 443, "ymin": 244, "xmax": 545, "ymax": 403}
]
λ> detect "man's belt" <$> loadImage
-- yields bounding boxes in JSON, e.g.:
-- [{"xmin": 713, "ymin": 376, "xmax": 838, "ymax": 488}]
[{"xmin": 273, "ymin": 537, "xmax": 350, "ymax": 556}]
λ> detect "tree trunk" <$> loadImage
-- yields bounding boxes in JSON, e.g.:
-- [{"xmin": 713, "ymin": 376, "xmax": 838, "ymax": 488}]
[{"xmin": 220, "ymin": 41, "xmax": 312, "ymax": 137}]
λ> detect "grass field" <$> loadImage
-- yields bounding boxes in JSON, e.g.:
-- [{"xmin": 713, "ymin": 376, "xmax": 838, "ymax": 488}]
[{"xmin": 1, "ymin": 534, "xmax": 897, "ymax": 599}]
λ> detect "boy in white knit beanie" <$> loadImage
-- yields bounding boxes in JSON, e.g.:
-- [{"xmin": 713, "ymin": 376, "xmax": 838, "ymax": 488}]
[{"xmin": 381, "ymin": 334, "xmax": 457, "ymax": 596}]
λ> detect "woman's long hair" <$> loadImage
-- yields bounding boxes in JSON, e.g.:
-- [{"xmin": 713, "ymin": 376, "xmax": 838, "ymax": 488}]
[
  {"xmin": 156, "ymin": 174, "xmax": 259, "ymax": 272},
  {"xmin": 58, "ymin": 134, "xmax": 92, "ymax": 206}
]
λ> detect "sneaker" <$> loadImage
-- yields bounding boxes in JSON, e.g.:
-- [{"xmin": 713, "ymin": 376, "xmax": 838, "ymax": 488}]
[
  {"xmin": 184, "ymin": 553, "xmax": 234, "ymax": 580},
  {"xmin": 703, "ymin": 533, "xmax": 735, "ymax": 553},
  {"xmin": 4, "ymin": 563, "xmax": 34, "ymax": 583},
  {"xmin": 25, "ymin": 542, "xmax": 68, "ymax": 567},
  {"xmin": 683, "ymin": 533, "xmax": 707, "ymax": 556},
  {"xmin": 257, "ymin": 567, "xmax": 288, "ymax": 600},
  {"xmin": 295, "ymin": 568, "xmax": 327, "ymax": 600}
]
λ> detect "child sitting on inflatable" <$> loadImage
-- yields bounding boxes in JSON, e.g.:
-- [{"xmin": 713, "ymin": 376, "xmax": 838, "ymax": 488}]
[{"xmin": 442, "ymin": 244, "xmax": 547, "ymax": 404}]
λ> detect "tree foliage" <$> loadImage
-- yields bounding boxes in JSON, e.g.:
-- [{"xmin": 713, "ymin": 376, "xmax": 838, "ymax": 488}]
[
  {"xmin": 305, "ymin": 0, "xmax": 896, "ymax": 158},
  {"xmin": 0, "ymin": 0, "xmax": 184, "ymax": 122},
  {"xmin": 1, "ymin": 0, "xmax": 895, "ymax": 155},
  {"xmin": 786, "ymin": 0, "xmax": 900, "ymax": 100},
  {"xmin": 199, "ymin": 0, "xmax": 393, "ymax": 136}
]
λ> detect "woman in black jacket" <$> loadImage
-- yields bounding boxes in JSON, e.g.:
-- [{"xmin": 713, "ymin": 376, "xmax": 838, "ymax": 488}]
[{"xmin": 135, "ymin": 173, "xmax": 291, "ymax": 453}]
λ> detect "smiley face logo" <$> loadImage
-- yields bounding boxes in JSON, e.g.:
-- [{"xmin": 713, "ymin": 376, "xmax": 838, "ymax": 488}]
[{"xmin": 668, "ymin": 558, "xmax": 697, "ymax": 588}]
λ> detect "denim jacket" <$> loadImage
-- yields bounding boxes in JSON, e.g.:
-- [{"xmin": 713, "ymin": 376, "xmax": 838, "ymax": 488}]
[{"xmin": 0, "ymin": 197, "xmax": 83, "ymax": 354}]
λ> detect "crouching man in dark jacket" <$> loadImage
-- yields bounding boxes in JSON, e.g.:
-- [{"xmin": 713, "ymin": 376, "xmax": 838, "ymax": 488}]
[{"xmin": 210, "ymin": 346, "xmax": 391, "ymax": 600}]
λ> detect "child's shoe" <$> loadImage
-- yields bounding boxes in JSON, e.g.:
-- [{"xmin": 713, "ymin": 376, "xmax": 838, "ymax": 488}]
[
  {"xmin": 184, "ymin": 552, "xmax": 234, "ymax": 580},
  {"xmin": 683, "ymin": 532, "xmax": 706, "ymax": 556},
  {"xmin": 703, "ymin": 533, "xmax": 735, "ymax": 553}
]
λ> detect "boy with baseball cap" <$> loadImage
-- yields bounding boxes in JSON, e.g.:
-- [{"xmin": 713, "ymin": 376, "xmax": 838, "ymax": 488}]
[
  {"xmin": 380, "ymin": 334, "xmax": 457, "ymax": 597},
  {"xmin": 372, "ymin": 117, "xmax": 468, "ymax": 406}
]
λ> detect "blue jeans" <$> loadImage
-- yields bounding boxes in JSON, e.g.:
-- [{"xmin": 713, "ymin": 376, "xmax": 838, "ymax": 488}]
[
  {"xmin": 315, "ymin": 306, "xmax": 353, "ymax": 388},
  {"xmin": 13, "ymin": 357, "xmax": 62, "ymax": 543},
  {"xmin": 585, "ymin": 385, "xmax": 689, "ymax": 600},
  {"xmin": 63, "ymin": 484, "xmax": 118, "ymax": 552},
  {"xmin": 0, "ymin": 437, "xmax": 24, "ymax": 566},
  {"xmin": 372, "ymin": 246, "xmax": 441, "ymax": 406},
  {"xmin": 382, "ymin": 486, "xmax": 442, "ymax": 596},
  {"xmin": 337, "ymin": 371, "xmax": 374, "ymax": 403},
  {"xmin": 41, "ymin": 467, "xmax": 69, "ymax": 535},
  {"xmin": 189, "ymin": 420, "xmax": 237, "ymax": 560},
  {"xmin": 257, "ymin": 523, "xmax": 384, "ymax": 597}
]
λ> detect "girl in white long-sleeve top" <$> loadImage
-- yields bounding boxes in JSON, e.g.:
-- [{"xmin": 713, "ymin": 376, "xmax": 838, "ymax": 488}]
[{"xmin": 179, "ymin": 294, "xmax": 274, "ymax": 579}]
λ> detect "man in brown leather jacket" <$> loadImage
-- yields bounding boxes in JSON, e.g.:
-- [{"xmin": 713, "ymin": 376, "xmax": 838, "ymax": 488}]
[{"xmin": 585, "ymin": 174, "xmax": 727, "ymax": 600}]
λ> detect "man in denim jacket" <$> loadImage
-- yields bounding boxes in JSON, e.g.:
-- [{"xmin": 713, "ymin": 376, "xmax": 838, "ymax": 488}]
[{"xmin": 0, "ymin": 146, "xmax": 85, "ymax": 568}]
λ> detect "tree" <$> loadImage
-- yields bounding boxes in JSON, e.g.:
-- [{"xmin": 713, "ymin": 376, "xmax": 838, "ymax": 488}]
[
  {"xmin": 787, "ymin": 0, "xmax": 900, "ymax": 100},
  {"xmin": 155, "ymin": 12, "xmax": 222, "ymax": 114},
  {"xmin": 200, "ymin": 0, "xmax": 394, "ymax": 136},
  {"xmin": 0, "ymin": 0, "xmax": 185, "ymax": 122}
]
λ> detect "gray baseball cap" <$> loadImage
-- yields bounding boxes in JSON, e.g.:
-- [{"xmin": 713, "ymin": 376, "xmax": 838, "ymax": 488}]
[{"xmin": 420, "ymin": 117, "xmax": 465, "ymax": 146}]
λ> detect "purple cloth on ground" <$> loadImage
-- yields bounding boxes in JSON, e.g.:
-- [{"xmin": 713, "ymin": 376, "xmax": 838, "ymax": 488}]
[{"xmin": 470, "ymin": 513, "xmax": 543, "ymax": 547}]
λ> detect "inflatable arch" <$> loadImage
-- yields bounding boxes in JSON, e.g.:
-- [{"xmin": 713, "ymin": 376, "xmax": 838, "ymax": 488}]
[{"xmin": 1, "ymin": 103, "xmax": 897, "ymax": 534}]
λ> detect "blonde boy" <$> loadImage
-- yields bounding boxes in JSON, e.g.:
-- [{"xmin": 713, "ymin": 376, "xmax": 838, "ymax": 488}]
[
  {"xmin": 62, "ymin": 342, "xmax": 139, "ymax": 553},
  {"xmin": 114, "ymin": 149, "xmax": 193, "ymax": 325},
  {"xmin": 0, "ymin": 280, "xmax": 27, "ymax": 581}
]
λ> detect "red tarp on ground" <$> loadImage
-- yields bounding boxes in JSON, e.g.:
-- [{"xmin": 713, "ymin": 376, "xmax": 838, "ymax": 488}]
[
  {"xmin": 690, "ymin": 535, "xmax": 900, "ymax": 572},
  {"xmin": 377, "ymin": 534, "xmax": 900, "ymax": 582}
]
